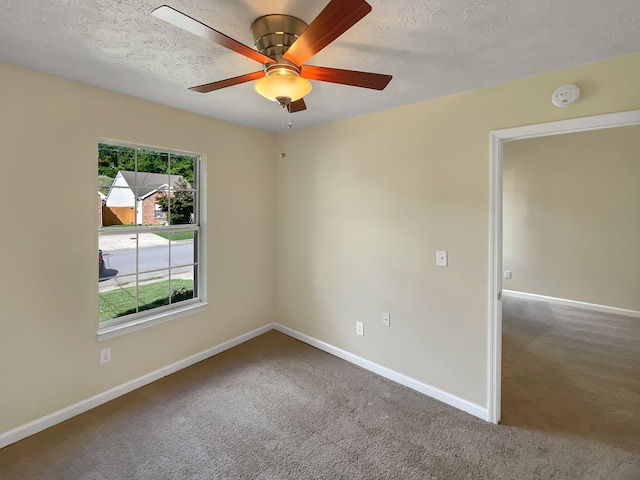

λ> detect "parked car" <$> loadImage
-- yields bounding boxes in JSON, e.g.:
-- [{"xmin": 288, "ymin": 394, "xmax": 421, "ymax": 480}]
[{"xmin": 99, "ymin": 249, "xmax": 105, "ymax": 274}]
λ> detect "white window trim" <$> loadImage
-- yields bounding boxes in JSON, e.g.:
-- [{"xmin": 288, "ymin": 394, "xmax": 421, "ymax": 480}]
[
  {"xmin": 97, "ymin": 139, "xmax": 207, "ymax": 339},
  {"xmin": 97, "ymin": 301, "xmax": 208, "ymax": 341}
]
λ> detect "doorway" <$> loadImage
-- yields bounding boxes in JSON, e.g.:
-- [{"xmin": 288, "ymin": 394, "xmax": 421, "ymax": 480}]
[{"xmin": 487, "ymin": 109, "xmax": 640, "ymax": 424}]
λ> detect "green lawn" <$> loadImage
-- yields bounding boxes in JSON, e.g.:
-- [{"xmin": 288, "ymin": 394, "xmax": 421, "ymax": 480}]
[
  {"xmin": 154, "ymin": 231, "xmax": 194, "ymax": 241},
  {"xmin": 99, "ymin": 279, "xmax": 194, "ymax": 322},
  {"xmin": 100, "ymin": 225, "xmax": 193, "ymax": 241}
]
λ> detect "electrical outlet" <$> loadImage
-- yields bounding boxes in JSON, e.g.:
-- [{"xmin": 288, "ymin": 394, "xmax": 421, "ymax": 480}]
[
  {"xmin": 100, "ymin": 348, "xmax": 111, "ymax": 364},
  {"xmin": 383, "ymin": 313, "xmax": 390, "ymax": 327},
  {"xmin": 356, "ymin": 321, "xmax": 364, "ymax": 336}
]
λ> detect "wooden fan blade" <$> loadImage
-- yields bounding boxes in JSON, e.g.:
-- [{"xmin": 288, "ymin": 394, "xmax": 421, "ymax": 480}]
[
  {"xmin": 301, "ymin": 65, "xmax": 392, "ymax": 90},
  {"xmin": 288, "ymin": 98, "xmax": 307, "ymax": 113},
  {"xmin": 189, "ymin": 71, "xmax": 264, "ymax": 93},
  {"xmin": 152, "ymin": 5, "xmax": 274, "ymax": 65},
  {"xmin": 282, "ymin": 0, "xmax": 372, "ymax": 66}
]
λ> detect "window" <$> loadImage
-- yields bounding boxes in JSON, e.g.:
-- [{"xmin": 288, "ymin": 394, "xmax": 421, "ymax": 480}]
[
  {"xmin": 98, "ymin": 142, "xmax": 204, "ymax": 337},
  {"xmin": 154, "ymin": 203, "xmax": 164, "ymax": 219}
]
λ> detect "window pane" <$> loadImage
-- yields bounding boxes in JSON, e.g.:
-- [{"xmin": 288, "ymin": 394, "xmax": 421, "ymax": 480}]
[
  {"xmin": 139, "ymin": 236, "xmax": 170, "ymax": 274},
  {"xmin": 170, "ymin": 268, "xmax": 195, "ymax": 305},
  {"xmin": 99, "ymin": 274, "xmax": 138, "ymax": 322},
  {"xmin": 170, "ymin": 155, "xmax": 195, "ymax": 186},
  {"xmin": 167, "ymin": 187, "xmax": 194, "ymax": 225},
  {"xmin": 103, "ymin": 186, "xmax": 136, "ymax": 226},
  {"xmin": 138, "ymin": 273, "xmax": 171, "ymax": 313},
  {"xmin": 169, "ymin": 231, "xmax": 195, "ymax": 267},
  {"xmin": 99, "ymin": 233, "xmax": 138, "ymax": 279},
  {"xmin": 137, "ymin": 150, "xmax": 169, "ymax": 175},
  {"xmin": 98, "ymin": 144, "xmax": 135, "ymax": 178},
  {"xmin": 132, "ymin": 172, "xmax": 170, "ymax": 227}
]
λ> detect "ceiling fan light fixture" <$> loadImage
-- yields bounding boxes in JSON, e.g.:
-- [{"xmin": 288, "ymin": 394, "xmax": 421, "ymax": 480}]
[
  {"xmin": 154, "ymin": 1, "xmax": 392, "ymax": 116},
  {"xmin": 254, "ymin": 66, "xmax": 312, "ymax": 103}
]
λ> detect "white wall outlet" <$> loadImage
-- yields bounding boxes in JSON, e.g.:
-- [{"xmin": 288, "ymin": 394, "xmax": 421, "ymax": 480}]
[
  {"xmin": 383, "ymin": 313, "xmax": 390, "ymax": 327},
  {"xmin": 436, "ymin": 250, "xmax": 448, "ymax": 267},
  {"xmin": 100, "ymin": 348, "xmax": 111, "ymax": 364},
  {"xmin": 504, "ymin": 270, "xmax": 512, "ymax": 279},
  {"xmin": 356, "ymin": 321, "xmax": 364, "ymax": 336}
]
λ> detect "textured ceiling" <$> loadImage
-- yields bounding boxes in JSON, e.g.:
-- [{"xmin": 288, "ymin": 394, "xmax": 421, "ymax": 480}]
[{"xmin": 0, "ymin": 0, "xmax": 638, "ymax": 133}]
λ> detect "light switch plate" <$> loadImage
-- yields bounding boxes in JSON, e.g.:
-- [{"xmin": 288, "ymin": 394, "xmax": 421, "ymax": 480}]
[{"xmin": 436, "ymin": 250, "xmax": 448, "ymax": 267}]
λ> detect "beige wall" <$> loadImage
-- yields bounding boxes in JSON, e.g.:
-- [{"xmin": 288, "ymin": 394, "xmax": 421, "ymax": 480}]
[
  {"xmin": 1, "ymin": 51, "xmax": 639, "ymax": 436},
  {"xmin": 277, "ymin": 53, "xmax": 640, "ymax": 406},
  {"xmin": 503, "ymin": 126, "xmax": 640, "ymax": 311},
  {"xmin": 0, "ymin": 61, "xmax": 277, "ymax": 434}
]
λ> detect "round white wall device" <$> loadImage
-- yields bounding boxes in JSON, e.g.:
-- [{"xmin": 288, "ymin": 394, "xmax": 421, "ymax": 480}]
[{"xmin": 551, "ymin": 84, "xmax": 580, "ymax": 107}]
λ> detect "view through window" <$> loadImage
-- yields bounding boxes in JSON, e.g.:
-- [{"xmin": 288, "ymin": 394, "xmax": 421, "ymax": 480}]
[{"xmin": 98, "ymin": 142, "xmax": 201, "ymax": 330}]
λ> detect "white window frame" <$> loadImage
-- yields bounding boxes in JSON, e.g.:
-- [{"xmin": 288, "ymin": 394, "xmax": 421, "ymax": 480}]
[{"xmin": 97, "ymin": 140, "xmax": 207, "ymax": 340}]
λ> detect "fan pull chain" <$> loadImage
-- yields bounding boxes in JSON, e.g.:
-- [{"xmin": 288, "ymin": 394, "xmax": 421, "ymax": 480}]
[
  {"xmin": 281, "ymin": 104, "xmax": 285, "ymax": 134},
  {"xmin": 280, "ymin": 102, "xmax": 293, "ymax": 135}
]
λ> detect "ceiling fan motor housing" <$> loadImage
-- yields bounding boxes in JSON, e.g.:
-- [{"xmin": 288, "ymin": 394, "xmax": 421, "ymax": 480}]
[{"xmin": 251, "ymin": 15, "xmax": 308, "ymax": 67}]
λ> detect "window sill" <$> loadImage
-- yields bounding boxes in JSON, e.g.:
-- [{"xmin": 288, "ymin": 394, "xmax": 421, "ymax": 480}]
[{"xmin": 97, "ymin": 301, "xmax": 208, "ymax": 341}]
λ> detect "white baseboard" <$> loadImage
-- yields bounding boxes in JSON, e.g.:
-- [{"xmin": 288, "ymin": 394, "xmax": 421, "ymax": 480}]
[
  {"xmin": 2, "ymin": 321, "xmax": 490, "ymax": 449},
  {"xmin": 0, "ymin": 324, "xmax": 274, "ymax": 450},
  {"xmin": 503, "ymin": 290, "xmax": 640, "ymax": 318},
  {"xmin": 273, "ymin": 323, "xmax": 489, "ymax": 421}
]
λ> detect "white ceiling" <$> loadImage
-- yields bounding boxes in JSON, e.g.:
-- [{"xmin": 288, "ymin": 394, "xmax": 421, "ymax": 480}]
[{"xmin": 0, "ymin": 0, "xmax": 638, "ymax": 133}]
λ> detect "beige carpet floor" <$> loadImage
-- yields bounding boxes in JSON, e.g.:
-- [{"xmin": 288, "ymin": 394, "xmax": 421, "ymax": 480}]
[
  {"xmin": 501, "ymin": 294, "xmax": 640, "ymax": 455},
  {"xmin": 0, "ymin": 326, "xmax": 638, "ymax": 479}
]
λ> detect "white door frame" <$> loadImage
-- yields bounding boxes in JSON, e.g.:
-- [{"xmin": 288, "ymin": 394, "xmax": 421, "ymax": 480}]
[{"xmin": 487, "ymin": 109, "xmax": 640, "ymax": 424}]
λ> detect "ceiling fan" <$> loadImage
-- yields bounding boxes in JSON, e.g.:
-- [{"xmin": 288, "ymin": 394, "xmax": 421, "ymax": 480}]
[{"xmin": 151, "ymin": 0, "xmax": 392, "ymax": 113}]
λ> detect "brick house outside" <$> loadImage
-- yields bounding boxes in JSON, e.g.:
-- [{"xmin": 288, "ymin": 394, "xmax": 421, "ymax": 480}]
[
  {"xmin": 141, "ymin": 191, "xmax": 168, "ymax": 225},
  {"xmin": 105, "ymin": 171, "xmax": 187, "ymax": 225}
]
